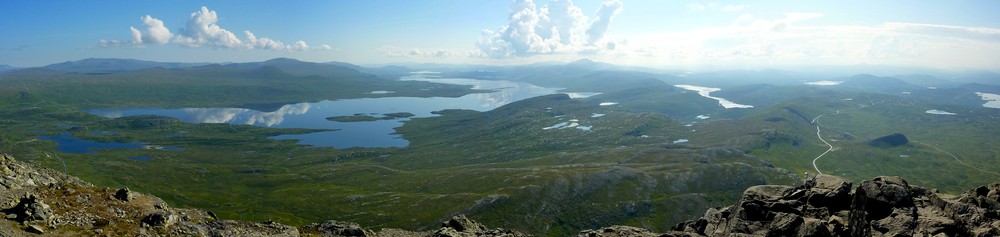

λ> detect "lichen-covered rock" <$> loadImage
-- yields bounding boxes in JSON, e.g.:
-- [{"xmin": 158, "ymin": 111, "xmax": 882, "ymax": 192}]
[
  {"xmin": 431, "ymin": 215, "xmax": 526, "ymax": 237},
  {"xmin": 849, "ymin": 176, "xmax": 918, "ymax": 236},
  {"xmin": 576, "ymin": 226, "xmax": 660, "ymax": 237},
  {"xmin": 672, "ymin": 175, "xmax": 999, "ymax": 237},
  {"xmin": 114, "ymin": 187, "xmax": 135, "ymax": 202},
  {"xmin": 301, "ymin": 220, "xmax": 375, "ymax": 236},
  {"xmin": 141, "ymin": 211, "xmax": 177, "ymax": 227},
  {"xmin": 2, "ymin": 194, "xmax": 54, "ymax": 225},
  {"xmin": 192, "ymin": 220, "xmax": 300, "ymax": 237}
]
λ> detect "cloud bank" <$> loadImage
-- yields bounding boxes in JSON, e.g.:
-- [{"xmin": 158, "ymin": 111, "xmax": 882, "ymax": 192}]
[
  {"xmin": 686, "ymin": 2, "xmax": 744, "ymax": 12},
  {"xmin": 475, "ymin": 0, "xmax": 624, "ymax": 58},
  {"xmin": 380, "ymin": 46, "xmax": 455, "ymax": 58},
  {"xmin": 104, "ymin": 6, "xmax": 327, "ymax": 51},
  {"xmin": 599, "ymin": 12, "xmax": 1000, "ymax": 69}
]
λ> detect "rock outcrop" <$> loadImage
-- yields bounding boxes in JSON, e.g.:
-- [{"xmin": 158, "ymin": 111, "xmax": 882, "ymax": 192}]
[
  {"xmin": 2, "ymin": 152, "xmax": 998, "ymax": 236},
  {"xmin": 666, "ymin": 174, "xmax": 1000, "ymax": 237},
  {"xmin": 0, "ymin": 153, "xmax": 525, "ymax": 237}
]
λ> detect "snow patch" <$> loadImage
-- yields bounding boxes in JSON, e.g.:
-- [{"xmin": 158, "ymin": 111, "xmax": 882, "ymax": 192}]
[
  {"xmin": 925, "ymin": 110, "xmax": 956, "ymax": 115},
  {"xmin": 542, "ymin": 122, "xmax": 569, "ymax": 130}
]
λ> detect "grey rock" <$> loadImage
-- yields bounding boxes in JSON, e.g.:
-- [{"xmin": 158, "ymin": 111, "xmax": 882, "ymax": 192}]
[
  {"xmin": 2, "ymin": 194, "xmax": 53, "ymax": 224},
  {"xmin": 114, "ymin": 187, "xmax": 134, "ymax": 201},
  {"xmin": 430, "ymin": 215, "xmax": 526, "ymax": 237},
  {"xmin": 671, "ymin": 175, "xmax": 999, "ymax": 237},
  {"xmin": 576, "ymin": 225, "xmax": 660, "ymax": 237},
  {"xmin": 441, "ymin": 215, "xmax": 487, "ymax": 233},
  {"xmin": 141, "ymin": 211, "xmax": 177, "ymax": 228},
  {"xmin": 796, "ymin": 218, "xmax": 830, "ymax": 237},
  {"xmin": 849, "ymin": 176, "xmax": 918, "ymax": 236},
  {"xmin": 25, "ymin": 224, "xmax": 44, "ymax": 234},
  {"xmin": 302, "ymin": 220, "xmax": 375, "ymax": 236}
]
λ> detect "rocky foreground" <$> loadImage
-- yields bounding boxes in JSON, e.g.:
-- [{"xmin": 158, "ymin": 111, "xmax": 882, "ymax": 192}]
[{"xmin": 2, "ymin": 152, "xmax": 998, "ymax": 236}]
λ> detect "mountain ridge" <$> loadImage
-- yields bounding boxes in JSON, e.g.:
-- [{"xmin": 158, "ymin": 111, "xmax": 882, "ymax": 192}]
[{"xmin": 42, "ymin": 58, "xmax": 212, "ymax": 73}]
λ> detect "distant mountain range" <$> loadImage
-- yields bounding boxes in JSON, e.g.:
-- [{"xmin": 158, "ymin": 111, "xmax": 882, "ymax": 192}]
[
  {"xmin": 9, "ymin": 58, "xmax": 998, "ymax": 89},
  {"xmin": 0, "ymin": 64, "xmax": 18, "ymax": 72},
  {"xmin": 41, "ymin": 58, "xmax": 213, "ymax": 73}
]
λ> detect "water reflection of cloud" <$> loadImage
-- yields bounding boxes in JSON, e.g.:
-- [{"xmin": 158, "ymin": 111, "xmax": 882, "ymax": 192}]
[
  {"xmin": 182, "ymin": 103, "xmax": 311, "ymax": 127},
  {"xmin": 419, "ymin": 77, "xmax": 558, "ymax": 109},
  {"xmin": 88, "ymin": 74, "xmax": 582, "ymax": 148},
  {"xmin": 478, "ymin": 82, "xmax": 560, "ymax": 108},
  {"xmin": 183, "ymin": 108, "xmax": 247, "ymax": 123},
  {"xmin": 248, "ymin": 103, "xmax": 311, "ymax": 126}
]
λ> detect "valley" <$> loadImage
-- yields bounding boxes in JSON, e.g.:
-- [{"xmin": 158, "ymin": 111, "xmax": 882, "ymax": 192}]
[{"xmin": 1, "ymin": 58, "xmax": 998, "ymax": 236}]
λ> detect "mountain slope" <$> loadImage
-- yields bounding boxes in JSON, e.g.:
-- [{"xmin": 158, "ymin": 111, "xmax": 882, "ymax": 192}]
[
  {"xmin": 0, "ymin": 58, "xmax": 480, "ymax": 110},
  {"xmin": 4, "ymin": 152, "xmax": 996, "ymax": 236},
  {"xmin": 837, "ymin": 74, "xmax": 923, "ymax": 94}
]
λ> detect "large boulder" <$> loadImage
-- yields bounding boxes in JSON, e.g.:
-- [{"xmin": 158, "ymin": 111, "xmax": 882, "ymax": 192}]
[
  {"xmin": 301, "ymin": 220, "xmax": 375, "ymax": 236},
  {"xmin": 2, "ymin": 194, "xmax": 54, "ymax": 225},
  {"xmin": 141, "ymin": 211, "xmax": 178, "ymax": 228},
  {"xmin": 576, "ymin": 225, "xmax": 662, "ymax": 237},
  {"xmin": 849, "ymin": 176, "xmax": 918, "ymax": 236},
  {"xmin": 431, "ymin": 215, "xmax": 525, "ymax": 237},
  {"xmin": 670, "ymin": 175, "xmax": 999, "ymax": 237}
]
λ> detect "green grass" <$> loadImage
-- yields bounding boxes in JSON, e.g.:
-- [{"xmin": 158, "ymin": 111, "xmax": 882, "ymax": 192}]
[{"xmin": 1, "ymin": 65, "xmax": 997, "ymax": 235}]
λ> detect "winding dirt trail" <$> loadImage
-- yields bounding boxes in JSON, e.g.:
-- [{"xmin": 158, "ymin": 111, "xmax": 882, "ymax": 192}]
[
  {"xmin": 810, "ymin": 110, "xmax": 841, "ymax": 175},
  {"xmin": 918, "ymin": 141, "xmax": 1000, "ymax": 177},
  {"xmin": 808, "ymin": 107, "xmax": 999, "ymax": 177}
]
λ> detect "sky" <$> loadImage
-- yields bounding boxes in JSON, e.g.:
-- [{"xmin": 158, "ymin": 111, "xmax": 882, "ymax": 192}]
[{"xmin": 1, "ymin": 0, "xmax": 999, "ymax": 70}]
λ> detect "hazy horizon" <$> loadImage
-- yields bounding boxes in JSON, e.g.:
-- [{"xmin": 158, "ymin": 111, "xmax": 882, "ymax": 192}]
[{"xmin": 2, "ymin": 1, "xmax": 1000, "ymax": 70}]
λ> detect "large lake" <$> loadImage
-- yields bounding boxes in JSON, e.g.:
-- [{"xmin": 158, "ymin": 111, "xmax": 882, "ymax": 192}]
[{"xmin": 86, "ymin": 74, "xmax": 598, "ymax": 149}]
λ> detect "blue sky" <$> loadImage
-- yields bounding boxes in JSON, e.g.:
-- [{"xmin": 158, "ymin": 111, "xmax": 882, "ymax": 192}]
[{"xmin": 1, "ymin": 0, "xmax": 999, "ymax": 70}]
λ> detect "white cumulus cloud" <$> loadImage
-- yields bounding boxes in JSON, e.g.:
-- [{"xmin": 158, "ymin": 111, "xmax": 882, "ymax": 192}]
[
  {"xmin": 102, "ymin": 6, "xmax": 324, "ymax": 51},
  {"xmin": 128, "ymin": 15, "xmax": 173, "ymax": 45},
  {"xmin": 475, "ymin": 0, "xmax": 624, "ymax": 58},
  {"xmin": 587, "ymin": 0, "xmax": 623, "ymax": 44}
]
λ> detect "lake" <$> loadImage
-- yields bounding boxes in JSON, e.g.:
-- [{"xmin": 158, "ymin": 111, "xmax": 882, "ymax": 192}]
[
  {"xmin": 86, "ymin": 74, "xmax": 598, "ymax": 149},
  {"xmin": 977, "ymin": 92, "xmax": 1000, "ymax": 109},
  {"xmin": 674, "ymin": 85, "xmax": 754, "ymax": 109},
  {"xmin": 38, "ymin": 132, "xmax": 183, "ymax": 154},
  {"xmin": 38, "ymin": 132, "xmax": 143, "ymax": 154}
]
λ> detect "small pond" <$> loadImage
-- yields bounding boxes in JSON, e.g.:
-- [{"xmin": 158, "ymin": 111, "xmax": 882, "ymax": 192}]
[
  {"xmin": 39, "ymin": 132, "xmax": 142, "ymax": 154},
  {"xmin": 38, "ymin": 132, "xmax": 182, "ymax": 154}
]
